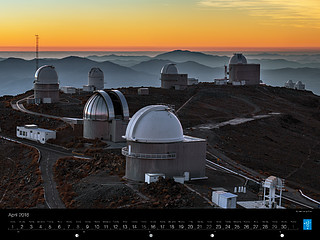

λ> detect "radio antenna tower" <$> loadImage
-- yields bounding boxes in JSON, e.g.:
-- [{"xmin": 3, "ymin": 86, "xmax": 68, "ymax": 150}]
[{"xmin": 35, "ymin": 34, "xmax": 39, "ymax": 71}]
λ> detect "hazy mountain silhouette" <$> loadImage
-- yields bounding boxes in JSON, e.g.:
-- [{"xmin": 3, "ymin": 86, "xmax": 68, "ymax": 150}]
[
  {"xmin": 0, "ymin": 50, "xmax": 319, "ymax": 96},
  {"xmin": 86, "ymin": 54, "xmax": 152, "ymax": 67},
  {"xmin": 0, "ymin": 56, "xmax": 157, "ymax": 96},
  {"xmin": 154, "ymin": 50, "xmax": 229, "ymax": 67}
]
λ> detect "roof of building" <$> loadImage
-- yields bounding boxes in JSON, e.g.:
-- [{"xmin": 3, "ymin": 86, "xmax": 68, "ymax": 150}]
[
  {"xmin": 18, "ymin": 125, "xmax": 55, "ymax": 133},
  {"xmin": 125, "ymin": 105, "xmax": 184, "ymax": 143},
  {"xmin": 34, "ymin": 65, "xmax": 59, "ymax": 85},
  {"xmin": 161, "ymin": 63, "xmax": 178, "ymax": 74},
  {"xmin": 83, "ymin": 90, "xmax": 129, "ymax": 121},
  {"xmin": 88, "ymin": 67, "xmax": 104, "ymax": 78},
  {"xmin": 229, "ymin": 53, "xmax": 247, "ymax": 65}
]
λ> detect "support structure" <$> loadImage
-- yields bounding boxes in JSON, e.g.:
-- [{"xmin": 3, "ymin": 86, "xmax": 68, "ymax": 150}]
[
  {"xmin": 263, "ymin": 176, "xmax": 285, "ymax": 208},
  {"xmin": 35, "ymin": 34, "xmax": 39, "ymax": 71}
]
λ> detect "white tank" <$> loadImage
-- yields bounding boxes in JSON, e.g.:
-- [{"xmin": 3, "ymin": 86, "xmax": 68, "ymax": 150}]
[{"xmin": 88, "ymin": 67, "xmax": 104, "ymax": 90}]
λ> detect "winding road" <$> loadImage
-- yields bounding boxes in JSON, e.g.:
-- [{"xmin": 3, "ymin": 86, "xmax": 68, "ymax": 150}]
[{"xmin": 8, "ymin": 94, "xmax": 84, "ymax": 208}]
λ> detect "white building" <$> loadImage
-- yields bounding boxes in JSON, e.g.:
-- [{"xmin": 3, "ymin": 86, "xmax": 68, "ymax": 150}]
[
  {"xmin": 83, "ymin": 67, "xmax": 104, "ymax": 92},
  {"xmin": 295, "ymin": 81, "xmax": 305, "ymax": 90},
  {"xmin": 284, "ymin": 80, "xmax": 295, "ymax": 89},
  {"xmin": 33, "ymin": 65, "xmax": 60, "ymax": 103},
  {"xmin": 61, "ymin": 86, "xmax": 76, "ymax": 94},
  {"xmin": 122, "ymin": 105, "xmax": 206, "ymax": 182},
  {"xmin": 284, "ymin": 80, "xmax": 305, "ymax": 90},
  {"xmin": 16, "ymin": 124, "xmax": 56, "ymax": 144},
  {"xmin": 83, "ymin": 90, "xmax": 129, "ymax": 142},
  {"xmin": 160, "ymin": 63, "xmax": 198, "ymax": 90},
  {"xmin": 212, "ymin": 190, "xmax": 237, "ymax": 209}
]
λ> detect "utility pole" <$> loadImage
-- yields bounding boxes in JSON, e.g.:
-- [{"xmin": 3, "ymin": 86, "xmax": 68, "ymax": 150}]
[{"xmin": 35, "ymin": 35, "xmax": 39, "ymax": 71}]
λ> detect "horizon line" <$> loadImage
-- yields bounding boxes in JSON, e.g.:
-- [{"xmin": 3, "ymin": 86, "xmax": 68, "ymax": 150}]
[{"xmin": 1, "ymin": 46, "xmax": 320, "ymax": 52}]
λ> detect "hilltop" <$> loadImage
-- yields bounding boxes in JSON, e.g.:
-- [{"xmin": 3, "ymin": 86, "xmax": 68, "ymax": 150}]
[{"xmin": 1, "ymin": 81, "xmax": 320, "ymax": 208}]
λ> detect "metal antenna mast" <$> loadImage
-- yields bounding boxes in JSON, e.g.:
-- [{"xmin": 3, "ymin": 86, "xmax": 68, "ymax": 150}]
[{"xmin": 35, "ymin": 35, "xmax": 39, "ymax": 70}]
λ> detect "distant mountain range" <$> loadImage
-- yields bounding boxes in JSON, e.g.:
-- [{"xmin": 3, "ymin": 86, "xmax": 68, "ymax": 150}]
[{"xmin": 0, "ymin": 49, "xmax": 319, "ymax": 96}]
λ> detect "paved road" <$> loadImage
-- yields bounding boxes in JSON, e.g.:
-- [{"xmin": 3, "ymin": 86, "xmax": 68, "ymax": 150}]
[
  {"xmin": 11, "ymin": 95, "xmax": 82, "ymax": 124},
  {"xmin": 0, "ymin": 135, "xmax": 83, "ymax": 208}
]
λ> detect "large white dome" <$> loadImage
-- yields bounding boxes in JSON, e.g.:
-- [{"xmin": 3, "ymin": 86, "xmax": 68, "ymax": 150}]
[
  {"xmin": 125, "ymin": 105, "xmax": 184, "ymax": 143},
  {"xmin": 229, "ymin": 53, "xmax": 247, "ymax": 65},
  {"xmin": 34, "ymin": 65, "xmax": 59, "ymax": 84},
  {"xmin": 161, "ymin": 63, "xmax": 178, "ymax": 74}
]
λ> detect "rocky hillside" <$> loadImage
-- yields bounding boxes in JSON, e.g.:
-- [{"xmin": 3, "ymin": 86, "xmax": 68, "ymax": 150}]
[{"xmin": 0, "ymin": 139, "xmax": 44, "ymax": 208}]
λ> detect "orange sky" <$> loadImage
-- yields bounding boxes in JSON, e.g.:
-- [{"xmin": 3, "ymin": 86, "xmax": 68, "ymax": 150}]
[{"xmin": 1, "ymin": 0, "xmax": 320, "ymax": 51}]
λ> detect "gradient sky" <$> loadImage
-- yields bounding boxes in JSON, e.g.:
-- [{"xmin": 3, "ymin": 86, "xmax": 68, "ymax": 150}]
[{"xmin": 1, "ymin": 0, "xmax": 320, "ymax": 51}]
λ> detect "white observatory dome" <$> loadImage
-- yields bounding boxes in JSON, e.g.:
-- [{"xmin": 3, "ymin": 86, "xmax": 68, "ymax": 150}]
[
  {"xmin": 89, "ymin": 67, "xmax": 104, "ymax": 78},
  {"xmin": 229, "ymin": 53, "xmax": 247, "ymax": 65},
  {"xmin": 125, "ymin": 105, "xmax": 184, "ymax": 143},
  {"xmin": 34, "ymin": 65, "xmax": 59, "ymax": 84},
  {"xmin": 161, "ymin": 63, "xmax": 178, "ymax": 74}
]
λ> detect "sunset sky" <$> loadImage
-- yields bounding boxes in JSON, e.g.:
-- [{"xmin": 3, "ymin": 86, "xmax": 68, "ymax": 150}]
[{"xmin": 1, "ymin": 0, "xmax": 320, "ymax": 51}]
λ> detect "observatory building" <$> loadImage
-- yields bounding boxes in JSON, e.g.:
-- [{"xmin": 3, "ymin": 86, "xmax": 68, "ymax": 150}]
[
  {"xmin": 160, "ymin": 63, "xmax": 198, "ymax": 90},
  {"xmin": 83, "ymin": 90, "xmax": 129, "ymax": 142},
  {"xmin": 33, "ymin": 65, "xmax": 59, "ymax": 103},
  {"xmin": 122, "ymin": 105, "xmax": 206, "ymax": 182},
  {"xmin": 228, "ymin": 53, "xmax": 260, "ymax": 85},
  {"xmin": 83, "ymin": 67, "xmax": 104, "ymax": 92},
  {"xmin": 284, "ymin": 80, "xmax": 295, "ymax": 89}
]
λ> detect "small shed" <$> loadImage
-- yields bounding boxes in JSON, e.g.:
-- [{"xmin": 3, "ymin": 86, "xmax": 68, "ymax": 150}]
[
  {"xmin": 212, "ymin": 190, "xmax": 237, "ymax": 209},
  {"xmin": 145, "ymin": 173, "xmax": 165, "ymax": 184},
  {"xmin": 138, "ymin": 88, "xmax": 149, "ymax": 95},
  {"xmin": 61, "ymin": 86, "xmax": 76, "ymax": 94}
]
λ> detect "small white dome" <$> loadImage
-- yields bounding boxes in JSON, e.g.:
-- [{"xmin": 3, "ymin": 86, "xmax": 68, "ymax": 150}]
[
  {"xmin": 161, "ymin": 63, "xmax": 178, "ymax": 74},
  {"xmin": 125, "ymin": 105, "xmax": 184, "ymax": 143},
  {"xmin": 89, "ymin": 67, "xmax": 104, "ymax": 78},
  {"xmin": 34, "ymin": 65, "xmax": 58, "ymax": 84},
  {"xmin": 229, "ymin": 53, "xmax": 247, "ymax": 65}
]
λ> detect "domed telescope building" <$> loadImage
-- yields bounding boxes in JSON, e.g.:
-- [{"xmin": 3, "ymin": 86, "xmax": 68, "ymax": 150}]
[
  {"xmin": 122, "ymin": 105, "xmax": 206, "ymax": 182},
  {"xmin": 83, "ymin": 90, "xmax": 129, "ymax": 142},
  {"xmin": 83, "ymin": 67, "xmax": 104, "ymax": 92},
  {"xmin": 160, "ymin": 63, "xmax": 198, "ymax": 90},
  {"xmin": 228, "ymin": 53, "xmax": 260, "ymax": 85},
  {"xmin": 33, "ymin": 65, "xmax": 59, "ymax": 103}
]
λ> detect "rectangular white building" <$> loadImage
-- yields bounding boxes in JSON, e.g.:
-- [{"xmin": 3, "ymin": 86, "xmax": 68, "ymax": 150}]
[
  {"xmin": 16, "ymin": 124, "xmax": 56, "ymax": 144},
  {"xmin": 212, "ymin": 190, "xmax": 237, "ymax": 209},
  {"xmin": 61, "ymin": 86, "xmax": 77, "ymax": 94}
]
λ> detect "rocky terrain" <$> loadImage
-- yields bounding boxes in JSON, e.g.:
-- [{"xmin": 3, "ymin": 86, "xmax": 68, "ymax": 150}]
[
  {"xmin": 0, "ymin": 92, "xmax": 66, "ymax": 136},
  {"xmin": 1, "ymin": 82, "xmax": 320, "ymax": 208},
  {"xmin": 181, "ymin": 84, "xmax": 320, "ymax": 199},
  {"xmin": 0, "ymin": 139, "xmax": 44, "ymax": 208},
  {"xmin": 53, "ymin": 151, "xmax": 210, "ymax": 209}
]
